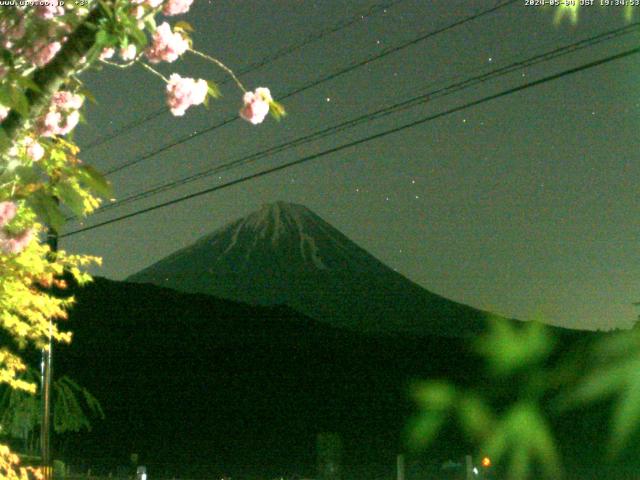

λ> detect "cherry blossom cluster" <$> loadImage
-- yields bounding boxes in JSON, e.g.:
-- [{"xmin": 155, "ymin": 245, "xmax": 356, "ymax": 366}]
[
  {"xmin": 0, "ymin": 6, "xmax": 82, "ymax": 75},
  {"xmin": 37, "ymin": 91, "xmax": 85, "ymax": 137},
  {"xmin": 145, "ymin": 22, "xmax": 190, "ymax": 63},
  {"xmin": 0, "ymin": 201, "xmax": 32, "ymax": 255},
  {"xmin": 132, "ymin": 0, "xmax": 193, "ymax": 15},
  {"xmin": 240, "ymin": 88, "xmax": 273, "ymax": 125},
  {"xmin": 166, "ymin": 74, "xmax": 208, "ymax": 116},
  {"xmin": 5, "ymin": 136, "xmax": 46, "ymax": 163}
]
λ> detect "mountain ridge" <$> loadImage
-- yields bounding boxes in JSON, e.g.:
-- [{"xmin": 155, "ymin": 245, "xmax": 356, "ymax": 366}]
[
  {"xmin": 51, "ymin": 277, "xmax": 609, "ymax": 477},
  {"xmin": 129, "ymin": 202, "xmax": 513, "ymax": 337}
]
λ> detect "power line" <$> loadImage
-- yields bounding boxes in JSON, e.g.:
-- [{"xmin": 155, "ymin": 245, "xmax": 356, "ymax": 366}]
[
  {"xmin": 98, "ymin": 0, "xmax": 520, "ymax": 176},
  {"xmin": 61, "ymin": 45, "xmax": 640, "ymax": 238},
  {"xmin": 80, "ymin": 0, "xmax": 407, "ymax": 152},
  {"xmin": 83, "ymin": 23, "xmax": 639, "ymax": 217}
]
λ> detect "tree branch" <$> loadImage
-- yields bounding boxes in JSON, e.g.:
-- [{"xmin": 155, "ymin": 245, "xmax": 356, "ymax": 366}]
[{"xmin": 0, "ymin": 5, "xmax": 106, "ymax": 153}]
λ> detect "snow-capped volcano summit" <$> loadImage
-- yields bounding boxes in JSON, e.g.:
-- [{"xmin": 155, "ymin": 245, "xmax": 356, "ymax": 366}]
[
  {"xmin": 221, "ymin": 201, "xmax": 333, "ymax": 270},
  {"xmin": 128, "ymin": 201, "xmax": 505, "ymax": 336}
]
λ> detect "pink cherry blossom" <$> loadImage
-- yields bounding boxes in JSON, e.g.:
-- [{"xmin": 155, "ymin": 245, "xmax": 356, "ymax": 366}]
[
  {"xmin": 35, "ymin": 4, "xmax": 65, "ymax": 19},
  {"xmin": 132, "ymin": 5, "xmax": 145, "ymax": 18},
  {"xmin": 239, "ymin": 87, "xmax": 272, "ymax": 125},
  {"xmin": 99, "ymin": 47, "xmax": 115, "ymax": 60},
  {"xmin": 38, "ymin": 110, "xmax": 63, "ymax": 137},
  {"xmin": 145, "ymin": 22, "xmax": 189, "ymax": 63},
  {"xmin": 120, "ymin": 44, "xmax": 137, "ymax": 61},
  {"xmin": 26, "ymin": 141, "xmax": 45, "ymax": 161},
  {"xmin": 133, "ymin": 0, "xmax": 163, "ymax": 6},
  {"xmin": 38, "ymin": 110, "xmax": 79, "ymax": 137},
  {"xmin": 0, "ymin": 201, "xmax": 17, "ymax": 228},
  {"xmin": 58, "ymin": 110, "xmax": 80, "ymax": 135},
  {"xmin": 166, "ymin": 74, "xmax": 208, "ymax": 116},
  {"xmin": 28, "ymin": 41, "xmax": 62, "ymax": 67},
  {"xmin": 163, "ymin": 0, "xmax": 194, "ymax": 16},
  {"xmin": 0, "ymin": 228, "xmax": 33, "ymax": 254},
  {"xmin": 6, "ymin": 18, "xmax": 25, "ymax": 40},
  {"xmin": 52, "ymin": 91, "xmax": 84, "ymax": 110},
  {"xmin": 0, "ymin": 17, "xmax": 24, "ymax": 42},
  {"xmin": 38, "ymin": 90, "xmax": 83, "ymax": 137},
  {"xmin": 0, "ymin": 105, "xmax": 8, "ymax": 122}
]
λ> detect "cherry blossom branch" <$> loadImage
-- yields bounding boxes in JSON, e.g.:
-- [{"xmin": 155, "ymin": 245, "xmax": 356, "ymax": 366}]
[
  {"xmin": 138, "ymin": 62, "xmax": 170, "ymax": 83},
  {"xmin": 0, "ymin": 4, "xmax": 110, "ymax": 153},
  {"xmin": 100, "ymin": 59, "xmax": 137, "ymax": 69},
  {"xmin": 188, "ymin": 48, "xmax": 247, "ymax": 93}
]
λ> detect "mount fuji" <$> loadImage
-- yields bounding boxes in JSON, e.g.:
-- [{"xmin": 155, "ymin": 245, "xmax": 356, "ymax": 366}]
[{"xmin": 128, "ymin": 201, "xmax": 512, "ymax": 336}]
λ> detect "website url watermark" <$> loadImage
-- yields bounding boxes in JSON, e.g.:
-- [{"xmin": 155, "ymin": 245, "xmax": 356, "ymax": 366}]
[{"xmin": 0, "ymin": 0, "xmax": 65, "ymax": 6}]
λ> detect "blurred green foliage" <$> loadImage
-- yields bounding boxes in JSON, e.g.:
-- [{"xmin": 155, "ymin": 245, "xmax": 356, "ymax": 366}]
[{"xmin": 0, "ymin": 368, "xmax": 104, "ymax": 453}]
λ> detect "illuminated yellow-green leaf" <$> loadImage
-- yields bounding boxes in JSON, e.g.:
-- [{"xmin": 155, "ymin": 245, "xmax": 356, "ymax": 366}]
[
  {"xmin": 174, "ymin": 21, "xmax": 194, "ymax": 32},
  {"xmin": 76, "ymin": 165, "xmax": 113, "ymax": 198},
  {"xmin": 270, "ymin": 100, "xmax": 286, "ymax": 120},
  {"xmin": 55, "ymin": 182, "xmax": 86, "ymax": 217},
  {"xmin": 482, "ymin": 403, "xmax": 561, "ymax": 480},
  {"xmin": 0, "ymin": 129, "xmax": 11, "ymax": 153},
  {"xmin": 207, "ymin": 80, "xmax": 221, "ymax": 99},
  {"xmin": 457, "ymin": 394, "xmax": 493, "ymax": 439},
  {"xmin": 412, "ymin": 381, "xmax": 456, "ymax": 411},
  {"xmin": 27, "ymin": 192, "xmax": 65, "ymax": 231},
  {"xmin": 477, "ymin": 318, "xmax": 554, "ymax": 376},
  {"xmin": 406, "ymin": 411, "xmax": 447, "ymax": 450},
  {"xmin": 9, "ymin": 86, "xmax": 29, "ymax": 118},
  {"xmin": 568, "ymin": 329, "xmax": 640, "ymax": 457}
]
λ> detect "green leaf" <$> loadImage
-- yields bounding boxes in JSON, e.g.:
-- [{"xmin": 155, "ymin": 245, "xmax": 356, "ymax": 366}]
[
  {"xmin": 610, "ymin": 372, "xmax": 640, "ymax": 456},
  {"xmin": 413, "ymin": 381, "xmax": 456, "ymax": 411},
  {"xmin": 568, "ymin": 329, "xmax": 640, "ymax": 457},
  {"xmin": 144, "ymin": 15, "xmax": 157, "ymax": 33},
  {"xmin": 95, "ymin": 29, "xmax": 110, "ymax": 47},
  {"xmin": 98, "ymin": 0, "xmax": 114, "ymax": 19},
  {"xmin": 477, "ymin": 318, "xmax": 554, "ymax": 376},
  {"xmin": 483, "ymin": 403, "xmax": 561, "ymax": 480},
  {"xmin": 406, "ymin": 411, "xmax": 447, "ymax": 450},
  {"xmin": 269, "ymin": 100, "xmax": 286, "ymax": 120},
  {"xmin": 10, "ymin": 86, "xmax": 30, "ymax": 118},
  {"xmin": 55, "ymin": 182, "xmax": 86, "ymax": 217},
  {"xmin": 457, "ymin": 394, "xmax": 493, "ymax": 439},
  {"xmin": 76, "ymin": 165, "xmax": 112, "ymax": 198},
  {"xmin": 174, "ymin": 21, "xmax": 194, "ymax": 32},
  {"xmin": 568, "ymin": 362, "xmax": 630, "ymax": 407},
  {"xmin": 13, "ymin": 165, "xmax": 39, "ymax": 184},
  {"xmin": 78, "ymin": 87, "xmax": 97, "ymax": 105},
  {"xmin": 0, "ymin": 85, "xmax": 11, "ymax": 107},
  {"xmin": 28, "ymin": 192, "xmax": 65, "ymax": 231},
  {"xmin": 0, "ymin": 128, "xmax": 10, "ymax": 152},
  {"xmin": 128, "ymin": 24, "xmax": 147, "ymax": 47},
  {"xmin": 16, "ymin": 77, "xmax": 42, "ymax": 94},
  {"xmin": 207, "ymin": 80, "xmax": 221, "ymax": 99}
]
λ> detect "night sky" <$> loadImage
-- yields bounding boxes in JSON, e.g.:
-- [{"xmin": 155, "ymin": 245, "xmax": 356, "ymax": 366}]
[{"xmin": 63, "ymin": 0, "xmax": 640, "ymax": 331}]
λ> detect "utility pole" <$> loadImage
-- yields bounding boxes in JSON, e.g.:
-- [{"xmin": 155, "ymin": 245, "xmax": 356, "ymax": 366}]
[
  {"xmin": 465, "ymin": 455, "xmax": 473, "ymax": 480},
  {"xmin": 396, "ymin": 454, "xmax": 405, "ymax": 480},
  {"xmin": 41, "ymin": 226, "xmax": 57, "ymax": 480}
]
